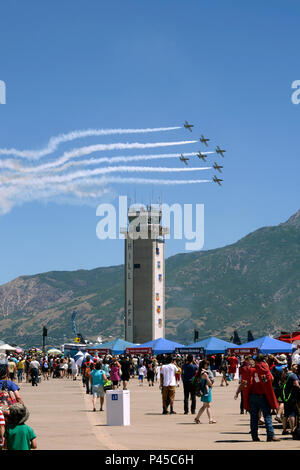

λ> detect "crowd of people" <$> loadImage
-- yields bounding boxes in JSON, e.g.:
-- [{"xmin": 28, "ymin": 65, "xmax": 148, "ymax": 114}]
[{"xmin": 1, "ymin": 346, "xmax": 300, "ymax": 448}]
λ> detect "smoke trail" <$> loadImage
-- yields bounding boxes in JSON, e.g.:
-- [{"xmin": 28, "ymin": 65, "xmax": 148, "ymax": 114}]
[
  {"xmin": 0, "ymin": 126, "xmax": 181, "ymax": 159},
  {"xmin": 0, "ymin": 150, "xmax": 213, "ymax": 173},
  {"xmin": 13, "ymin": 140, "xmax": 198, "ymax": 174},
  {"xmin": 0, "ymin": 166, "xmax": 211, "ymax": 186},
  {"xmin": 0, "ymin": 176, "xmax": 211, "ymax": 214},
  {"xmin": 33, "ymin": 151, "xmax": 214, "ymax": 174}
]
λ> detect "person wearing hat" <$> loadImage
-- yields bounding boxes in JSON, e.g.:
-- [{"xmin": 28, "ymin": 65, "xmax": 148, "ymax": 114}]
[{"xmin": 3, "ymin": 404, "xmax": 37, "ymax": 450}]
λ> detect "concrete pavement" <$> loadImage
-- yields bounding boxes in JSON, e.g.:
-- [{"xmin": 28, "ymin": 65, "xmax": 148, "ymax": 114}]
[{"xmin": 18, "ymin": 374, "xmax": 299, "ymax": 450}]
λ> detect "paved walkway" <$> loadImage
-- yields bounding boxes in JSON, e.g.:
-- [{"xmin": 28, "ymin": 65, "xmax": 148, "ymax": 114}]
[{"xmin": 19, "ymin": 375, "xmax": 299, "ymax": 450}]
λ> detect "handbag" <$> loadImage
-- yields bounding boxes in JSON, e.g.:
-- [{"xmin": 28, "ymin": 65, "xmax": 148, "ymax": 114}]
[{"xmin": 103, "ymin": 379, "xmax": 112, "ymax": 392}]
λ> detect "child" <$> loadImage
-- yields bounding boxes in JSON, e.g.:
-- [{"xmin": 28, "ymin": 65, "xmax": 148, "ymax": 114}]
[
  {"xmin": 138, "ymin": 365, "xmax": 147, "ymax": 386},
  {"xmin": 4, "ymin": 403, "xmax": 37, "ymax": 450}
]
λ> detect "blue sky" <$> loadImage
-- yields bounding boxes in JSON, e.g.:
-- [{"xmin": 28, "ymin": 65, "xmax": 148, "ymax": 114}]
[{"xmin": 0, "ymin": 0, "xmax": 299, "ymax": 285}]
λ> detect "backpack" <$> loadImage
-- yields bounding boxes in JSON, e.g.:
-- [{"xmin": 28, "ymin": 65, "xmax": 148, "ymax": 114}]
[
  {"xmin": 84, "ymin": 362, "xmax": 92, "ymax": 378},
  {"xmin": 192, "ymin": 375, "xmax": 204, "ymax": 397},
  {"xmin": 0, "ymin": 380, "xmax": 17, "ymax": 420}
]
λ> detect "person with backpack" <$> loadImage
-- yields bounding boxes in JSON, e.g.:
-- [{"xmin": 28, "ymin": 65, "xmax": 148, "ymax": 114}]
[
  {"xmin": 280, "ymin": 363, "xmax": 300, "ymax": 435},
  {"xmin": 81, "ymin": 356, "xmax": 94, "ymax": 394},
  {"xmin": 0, "ymin": 368, "xmax": 23, "ymax": 406},
  {"xmin": 270, "ymin": 354, "xmax": 287, "ymax": 423}
]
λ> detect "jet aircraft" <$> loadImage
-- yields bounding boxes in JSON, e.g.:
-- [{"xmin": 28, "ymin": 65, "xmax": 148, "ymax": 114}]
[
  {"xmin": 216, "ymin": 146, "xmax": 226, "ymax": 157},
  {"xmin": 200, "ymin": 134, "xmax": 210, "ymax": 146},
  {"xmin": 196, "ymin": 151, "xmax": 207, "ymax": 162},
  {"xmin": 213, "ymin": 175, "xmax": 223, "ymax": 186},
  {"xmin": 179, "ymin": 154, "xmax": 189, "ymax": 165},
  {"xmin": 213, "ymin": 162, "xmax": 223, "ymax": 172},
  {"xmin": 184, "ymin": 120, "xmax": 194, "ymax": 132}
]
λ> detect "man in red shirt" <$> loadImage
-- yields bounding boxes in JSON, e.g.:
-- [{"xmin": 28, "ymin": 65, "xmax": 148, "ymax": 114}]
[
  {"xmin": 235, "ymin": 354, "xmax": 280, "ymax": 442},
  {"xmin": 228, "ymin": 354, "xmax": 239, "ymax": 380}
]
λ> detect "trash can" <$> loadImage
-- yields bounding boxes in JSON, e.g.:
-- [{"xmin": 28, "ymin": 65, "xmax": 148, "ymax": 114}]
[{"xmin": 106, "ymin": 390, "xmax": 130, "ymax": 426}]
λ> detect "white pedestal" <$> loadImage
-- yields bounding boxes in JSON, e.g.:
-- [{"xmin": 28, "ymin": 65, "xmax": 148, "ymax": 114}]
[{"xmin": 106, "ymin": 390, "xmax": 130, "ymax": 426}]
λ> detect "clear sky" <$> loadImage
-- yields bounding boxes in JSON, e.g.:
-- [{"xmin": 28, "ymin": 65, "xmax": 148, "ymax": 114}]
[{"xmin": 0, "ymin": 0, "xmax": 299, "ymax": 285}]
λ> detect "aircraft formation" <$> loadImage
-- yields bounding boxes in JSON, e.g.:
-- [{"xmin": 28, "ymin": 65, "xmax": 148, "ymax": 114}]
[{"xmin": 182, "ymin": 121, "xmax": 226, "ymax": 186}]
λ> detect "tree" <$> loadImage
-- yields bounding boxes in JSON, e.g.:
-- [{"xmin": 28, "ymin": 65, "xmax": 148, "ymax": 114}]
[
  {"xmin": 247, "ymin": 330, "xmax": 254, "ymax": 342},
  {"xmin": 233, "ymin": 330, "xmax": 242, "ymax": 345}
]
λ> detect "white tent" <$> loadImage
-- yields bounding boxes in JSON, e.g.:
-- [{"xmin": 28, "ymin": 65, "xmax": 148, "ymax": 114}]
[{"xmin": 0, "ymin": 344, "xmax": 17, "ymax": 351}]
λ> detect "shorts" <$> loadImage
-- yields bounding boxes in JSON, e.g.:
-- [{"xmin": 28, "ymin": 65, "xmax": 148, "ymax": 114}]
[
  {"xmin": 92, "ymin": 384, "xmax": 105, "ymax": 398},
  {"xmin": 138, "ymin": 375, "xmax": 144, "ymax": 380},
  {"xmin": 112, "ymin": 380, "xmax": 119, "ymax": 386},
  {"xmin": 284, "ymin": 402, "xmax": 296, "ymax": 418}
]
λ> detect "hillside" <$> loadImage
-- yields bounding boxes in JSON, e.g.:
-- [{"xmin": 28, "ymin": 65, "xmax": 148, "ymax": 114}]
[{"xmin": 0, "ymin": 210, "xmax": 300, "ymax": 348}]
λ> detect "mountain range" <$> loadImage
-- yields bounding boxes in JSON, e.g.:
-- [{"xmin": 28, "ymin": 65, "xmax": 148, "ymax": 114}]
[{"xmin": 0, "ymin": 209, "xmax": 299, "ymax": 348}]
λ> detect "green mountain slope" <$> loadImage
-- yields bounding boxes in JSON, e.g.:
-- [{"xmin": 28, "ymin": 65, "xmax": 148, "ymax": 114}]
[{"xmin": 0, "ymin": 210, "xmax": 299, "ymax": 347}]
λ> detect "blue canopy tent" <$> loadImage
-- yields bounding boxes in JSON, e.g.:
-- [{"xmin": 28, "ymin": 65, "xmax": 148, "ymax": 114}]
[
  {"xmin": 187, "ymin": 337, "xmax": 240, "ymax": 354},
  {"xmin": 238, "ymin": 336, "xmax": 295, "ymax": 354},
  {"xmin": 136, "ymin": 338, "xmax": 186, "ymax": 354},
  {"xmin": 88, "ymin": 339, "xmax": 137, "ymax": 355}
]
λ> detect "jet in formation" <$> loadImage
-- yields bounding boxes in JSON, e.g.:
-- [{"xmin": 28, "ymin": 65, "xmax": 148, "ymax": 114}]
[
  {"xmin": 179, "ymin": 154, "xmax": 189, "ymax": 165},
  {"xmin": 184, "ymin": 120, "xmax": 194, "ymax": 132},
  {"xmin": 196, "ymin": 151, "xmax": 207, "ymax": 162},
  {"xmin": 199, "ymin": 134, "xmax": 210, "ymax": 146},
  {"xmin": 216, "ymin": 146, "xmax": 226, "ymax": 157},
  {"xmin": 213, "ymin": 175, "xmax": 223, "ymax": 186},
  {"xmin": 213, "ymin": 162, "xmax": 223, "ymax": 173}
]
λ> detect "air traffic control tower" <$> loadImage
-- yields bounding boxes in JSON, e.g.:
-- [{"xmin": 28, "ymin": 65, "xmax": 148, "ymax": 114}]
[{"xmin": 121, "ymin": 205, "xmax": 169, "ymax": 344}]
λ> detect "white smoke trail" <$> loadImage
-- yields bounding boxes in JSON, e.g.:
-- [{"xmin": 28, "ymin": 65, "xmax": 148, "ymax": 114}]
[
  {"xmin": 0, "ymin": 150, "xmax": 213, "ymax": 173},
  {"xmin": 0, "ymin": 126, "xmax": 181, "ymax": 159},
  {"xmin": 0, "ymin": 166, "xmax": 211, "ymax": 186},
  {"xmin": 0, "ymin": 175, "xmax": 211, "ymax": 214},
  {"xmin": 36, "ymin": 151, "xmax": 214, "ymax": 174}
]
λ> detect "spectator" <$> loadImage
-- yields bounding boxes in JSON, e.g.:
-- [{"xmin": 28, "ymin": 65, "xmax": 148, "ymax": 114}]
[
  {"xmin": 89, "ymin": 362, "xmax": 107, "ymax": 412},
  {"xmin": 3, "ymin": 404, "xmax": 37, "ymax": 450},
  {"xmin": 120, "ymin": 356, "xmax": 130, "ymax": 390},
  {"xmin": 227, "ymin": 353, "xmax": 239, "ymax": 380},
  {"xmin": 182, "ymin": 355, "xmax": 198, "ymax": 415},
  {"xmin": 16, "ymin": 357, "xmax": 25, "ymax": 383},
  {"xmin": 281, "ymin": 363, "xmax": 300, "ymax": 435},
  {"xmin": 82, "ymin": 356, "xmax": 94, "ymax": 394},
  {"xmin": 29, "ymin": 357, "xmax": 40, "ymax": 387},
  {"xmin": 110, "ymin": 357, "xmax": 121, "ymax": 390},
  {"xmin": 194, "ymin": 360, "xmax": 216, "ymax": 424},
  {"xmin": 160, "ymin": 356, "xmax": 178, "ymax": 415},
  {"xmin": 147, "ymin": 363, "xmax": 155, "ymax": 387},
  {"xmin": 7, "ymin": 358, "xmax": 17, "ymax": 381},
  {"xmin": 138, "ymin": 364, "xmax": 147, "ymax": 386},
  {"xmin": 236, "ymin": 354, "xmax": 279, "ymax": 442},
  {"xmin": 220, "ymin": 356, "xmax": 229, "ymax": 386},
  {"xmin": 0, "ymin": 368, "xmax": 23, "ymax": 404}
]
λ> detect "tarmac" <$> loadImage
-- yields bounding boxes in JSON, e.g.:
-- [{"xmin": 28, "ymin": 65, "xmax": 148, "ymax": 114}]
[{"xmin": 18, "ymin": 374, "xmax": 300, "ymax": 451}]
